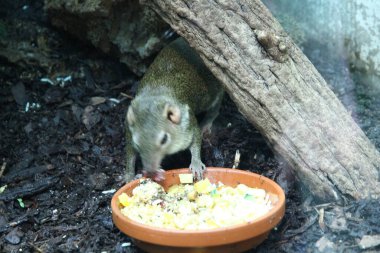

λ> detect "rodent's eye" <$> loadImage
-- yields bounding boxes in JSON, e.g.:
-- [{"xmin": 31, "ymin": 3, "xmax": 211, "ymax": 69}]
[{"xmin": 160, "ymin": 133, "xmax": 168, "ymax": 146}]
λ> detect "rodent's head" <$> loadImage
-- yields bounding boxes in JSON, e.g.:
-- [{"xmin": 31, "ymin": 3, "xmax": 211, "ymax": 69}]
[{"xmin": 127, "ymin": 97, "xmax": 191, "ymax": 179}]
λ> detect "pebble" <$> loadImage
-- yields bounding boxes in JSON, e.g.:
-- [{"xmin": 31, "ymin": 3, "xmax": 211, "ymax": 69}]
[{"xmin": 5, "ymin": 228, "xmax": 23, "ymax": 245}]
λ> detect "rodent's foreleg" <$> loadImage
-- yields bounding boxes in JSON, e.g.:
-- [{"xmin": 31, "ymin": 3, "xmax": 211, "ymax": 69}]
[
  {"xmin": 125, "ymin": 127, "xmax": 137, "ymax": 182},
  {"xmin": 189, "ymin": 126, "xmax": 206, "ymax": 180}
]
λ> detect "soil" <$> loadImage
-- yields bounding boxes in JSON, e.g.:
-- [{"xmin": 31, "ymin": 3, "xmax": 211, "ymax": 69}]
[{"xmin": 1, "ymin": 1, "xmax": 379, "ymax": 253}]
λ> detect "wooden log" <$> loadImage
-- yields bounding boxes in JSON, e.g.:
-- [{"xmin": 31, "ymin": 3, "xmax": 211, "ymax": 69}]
[{"xmin": 141, "ymin": 0, "xmax": 380, "ymax": 201}]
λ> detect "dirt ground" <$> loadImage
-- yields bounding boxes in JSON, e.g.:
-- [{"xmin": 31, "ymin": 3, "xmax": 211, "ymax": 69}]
[{"xmin": 1, "ymin": 1, "xmax": 379, "ymax": 253}]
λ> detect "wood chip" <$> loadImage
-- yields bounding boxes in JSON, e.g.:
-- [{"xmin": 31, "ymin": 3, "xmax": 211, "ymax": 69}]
[{"xmin": 359, "ymin": 234, "xmax": 380, "ymax": 249}]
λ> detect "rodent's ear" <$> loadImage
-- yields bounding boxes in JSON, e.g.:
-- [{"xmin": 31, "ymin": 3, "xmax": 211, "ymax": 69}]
[
  {"xmin": 163, "ymin": 103, "xmax": 181, "ymax": 124},
  {"xmin": 127, "ymin": 107, "xmax": 135, "ymax": 125}
]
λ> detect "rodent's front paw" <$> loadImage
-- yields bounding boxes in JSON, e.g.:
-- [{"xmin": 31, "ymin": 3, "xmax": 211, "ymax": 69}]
[{"xmin": 189, "ymin": 160, "xmax": 206, "ymax": 180}]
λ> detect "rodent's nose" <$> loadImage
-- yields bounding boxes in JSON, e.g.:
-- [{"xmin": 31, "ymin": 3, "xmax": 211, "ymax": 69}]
[{"xmin": 142, "ymin": 169, "xmax": 165, "ymax": 181}]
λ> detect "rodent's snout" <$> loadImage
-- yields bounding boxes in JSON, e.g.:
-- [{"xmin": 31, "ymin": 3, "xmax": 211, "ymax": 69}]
[
  {"xmin": 141, "ymin": 154, "xmax": 163, "ymax": 180},
  {"xmin": 143, "ymin": 169, "xmax": 165, "ymax": 181}
]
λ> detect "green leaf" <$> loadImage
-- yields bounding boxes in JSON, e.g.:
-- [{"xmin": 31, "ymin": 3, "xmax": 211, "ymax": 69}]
[{"xmin": 17, "ymin": 198, "xmax": 25, "ymax": 208}]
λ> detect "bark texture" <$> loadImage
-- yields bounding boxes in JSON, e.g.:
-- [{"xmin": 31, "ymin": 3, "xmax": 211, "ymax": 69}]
[{"xmin": 141, "ymin": 0, "xmax": 380, "ymax": 201}]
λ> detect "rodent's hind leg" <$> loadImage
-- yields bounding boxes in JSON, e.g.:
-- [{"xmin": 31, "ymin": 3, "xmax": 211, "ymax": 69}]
[{"xmin": 199, "ymin": 93, "xmax": 223, "ymax": 136}]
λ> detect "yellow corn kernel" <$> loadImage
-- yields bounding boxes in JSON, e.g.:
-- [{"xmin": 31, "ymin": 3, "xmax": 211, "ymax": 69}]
[
  {"xmin": 187, "ymin": 190, "xmax": 198, "ymax": 201},
  {"xmin": 118, "ymin": 193, "xmax": 131, "ymax": 207},
  {"xmin": 194, "ymin": 178, "xmax": 214, "ymax": 194}
]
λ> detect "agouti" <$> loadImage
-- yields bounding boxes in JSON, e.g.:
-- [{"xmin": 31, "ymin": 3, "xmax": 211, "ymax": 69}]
[{"xmin": 125, "ymin": 37, "xmax": 223, "ymax": 181}]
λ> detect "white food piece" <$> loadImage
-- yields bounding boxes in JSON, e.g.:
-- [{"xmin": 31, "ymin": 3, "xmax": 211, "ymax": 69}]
[{"xmin": 179, "ymin": 173, "xmax": 194, "ymax": 184}]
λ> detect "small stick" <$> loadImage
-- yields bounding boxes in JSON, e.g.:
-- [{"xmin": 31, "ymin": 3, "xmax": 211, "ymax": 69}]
[
  {"xmin": 232, "ymin": 150, "xmax": 240, "ymax": 169},
  {"xmin": 0, "ymin": 161, "xmax": 6, "ymax": 178},
  {"xmin": 318, "ymin": 207, "xmax": 326, "ymax": 231},
  {"xmin": 120, "ymin": 92, "xmax": 134, "ymax": 99}
]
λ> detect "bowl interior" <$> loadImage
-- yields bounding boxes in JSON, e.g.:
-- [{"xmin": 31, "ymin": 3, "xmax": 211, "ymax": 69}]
[{"xmin": 111, "ymin": 167, "xmax": 285, "ymax": 248}]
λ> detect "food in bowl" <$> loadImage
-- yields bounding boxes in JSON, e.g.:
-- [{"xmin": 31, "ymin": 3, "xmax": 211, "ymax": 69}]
[
  {"xmin": 112, "ymin": 168, "xmax": 286, "ymax": 253},
  {"xmin": 118, "ymin": 174, "xmax": 276, "ymax": 230}
]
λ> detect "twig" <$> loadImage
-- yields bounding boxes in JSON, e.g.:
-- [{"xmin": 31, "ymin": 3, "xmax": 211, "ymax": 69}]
[
  {"xmin": 120, "ymin": 92, "xmax": 134, "ymax": 99},
  {"xmin": 27, "ymin": 243, "xmax": 43, "ymax": 253},
  {"xmin": 285, "ymin": 214, "xmax": 318, "ymax": 238},
  {"xmin": 0, "ymin": 212, "xmax": 31, "ymax": 233},
  {"xmin": 318, "ymin": 208, "xmax": 326, "ymax": 231},
  {"xmin": 0, "ymin": 161, "xmax": 6, "ymax": 178},
  {"xmin": 0, "ymin": 176, "xmax": 60, "ymax": 201},
  {"xmin": 232, "ymin": 150, "xmax": 240, "ymax": 169}
]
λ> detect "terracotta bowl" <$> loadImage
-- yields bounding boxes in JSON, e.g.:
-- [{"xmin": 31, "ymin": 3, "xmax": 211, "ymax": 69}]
[{"xmin": 111, "ymin": 167, "xmax": 285, "ymax": 253}]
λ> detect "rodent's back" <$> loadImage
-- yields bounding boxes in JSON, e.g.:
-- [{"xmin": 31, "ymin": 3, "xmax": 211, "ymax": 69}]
[{"xmin": 137, "ymin": 38, "xmax": 221, "ymax": 115}]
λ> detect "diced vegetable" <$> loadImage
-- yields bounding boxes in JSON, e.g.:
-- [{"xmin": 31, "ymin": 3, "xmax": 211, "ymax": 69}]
[
  {"xmin": 179, "ymin": 173, "xmax": 194, "ymax": 184},
  {"xmin": 119, "ymin": 177, "xmax": 274, "ymax": 230},
  {"xmin": 194, "ymin": 178, "xmax": 214, "ymax": 194},
  {"xmin": 118, "ymin": 193, "xmax": 131, "ymax": 207}
]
